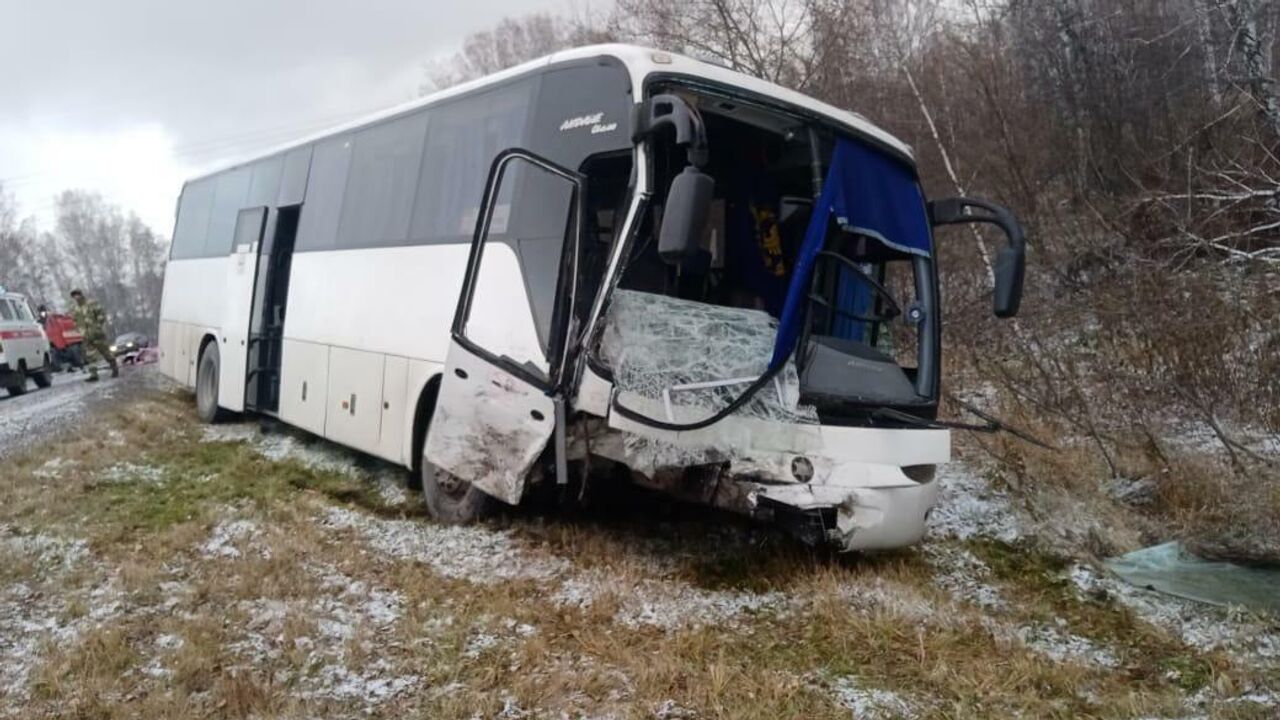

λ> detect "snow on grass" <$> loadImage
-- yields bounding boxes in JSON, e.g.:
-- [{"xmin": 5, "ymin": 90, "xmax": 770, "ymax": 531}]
[
  {"xmin": 1, "ymin": 526, "xmax": 90, "ymax": 571},
  {"xmin": 612, "ymin": 576, "xmax": 786, "ymax": 631},
  {"xmin": 927, "ymin": 464, "xmax": 1022, "ymax": 543},
  {"xmin": 460, "ymin": 617, "xmax": 537, "ymax": 660},
  {"xmin": 199, "ymin": 423, "xmax": 259, "ymax": 444},
  {"xmin": 202, "ymin": 420, "xmax": 414, "ymax": 511},
  {"xmin": 653, "ymin": 699, "xmax": 698, "ymax": 719},
  {"xmin": 202, "ymin": 423, "xmax": 364, "ymax": 478},
  {"xmin": 464, "ymin": 631, "xmax": 502, "ymax": 658},
  {"xmin": 1186, "ymin": 685, "xmax": 1280, "ymax": 715},
  {"xmin": 374, "ymin": 470, "xmax": 410, "ymax": 507},
  {"xmin": 296, "ymin": 660, "xmax": 419, "ymax": 706},
  {"xmin": 199, "ymin": 518, "xmax": 267, "ymax": 560},
  {"xmin": 921, "ymin": 540, "xmax": 1122, "ymax": 667},
  {"xmin": 987, "ymin": 618, "xmax": 1120, "ymax": 668},
  {"xmin": 31, "ymin": 457, "xmax": 78, "ymax": 480},
  {"xmin": 553, "ymin": 568, "xmax": 788, "ymax": 631},
  {"xmin": 140, "ymin": 633, "xmax": 184, "ymax": 680},
  {"xmin": 322, "ymin": 505, "xmax": 790, "ymax": 631},
  {"xmin": 836, "ymin": 577, "xmax": 940, "ymax": 623},
  {"xmin": 0, "ymin": 527, "xmax": 123, "ymax": 702},
  {"xmin": 1166, "ymin": 420, "xmax": 1280, "ymax": 459},
  {"xmin": 921, "ymin": 544, "xmax": 1007, "ymax": 610},
  {"xmin": 98, "ymin": 461, "xmax": 166, "ymax": 485},
  {"xmin": 226, "ymin": 563, "xmax": 418, "ymax": 711},
  {"xmin": 320, "ymin": 505, "xmax": 569, "ymax": 584},
  {"xmin": 252, "ymin": 433, "xmax": 349, "ymax": 471},
  {"xmin": 822, "ymin": 674, "xmax": 918, "ymax": 719}
]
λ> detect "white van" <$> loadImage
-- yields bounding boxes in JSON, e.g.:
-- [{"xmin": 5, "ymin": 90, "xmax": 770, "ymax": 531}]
[{"xmin": 0, "ymin": 288, "xmax": 53, "ymax": 396}]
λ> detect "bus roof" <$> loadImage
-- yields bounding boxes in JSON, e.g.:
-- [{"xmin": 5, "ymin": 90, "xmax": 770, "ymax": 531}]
[{"xmin": 187, "ymin": 43, "xmax": 913, "ymax": 185}]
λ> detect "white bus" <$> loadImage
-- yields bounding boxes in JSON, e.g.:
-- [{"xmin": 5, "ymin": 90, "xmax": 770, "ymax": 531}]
[{"xmin": 158, "ymin": 44, "xmax": 1025, "ymax": 550}]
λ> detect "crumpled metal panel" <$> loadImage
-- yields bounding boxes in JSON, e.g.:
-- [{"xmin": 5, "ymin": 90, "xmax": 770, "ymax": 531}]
[
  {"xmin": 600, "ymin": 289, "xmax": 818, "ymax": 425},
  {"xmin": 424, "ymin": 341, "xmax": 555, "ymax": 506}
]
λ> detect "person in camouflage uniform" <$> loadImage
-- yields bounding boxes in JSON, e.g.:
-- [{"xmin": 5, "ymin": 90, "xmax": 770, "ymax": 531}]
[{"xmin": 70, "ymin": 289, "xmax": 118, "ymax": 381}]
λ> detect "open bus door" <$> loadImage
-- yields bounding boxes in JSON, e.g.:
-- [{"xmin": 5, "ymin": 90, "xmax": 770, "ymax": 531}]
[
  {"xmin": 220, "ymin": 206, "xmax": 268, "ymax": 412},
  {"xmin": 424, "ymin": 149, "xmax": 584, "ymax": 505}
]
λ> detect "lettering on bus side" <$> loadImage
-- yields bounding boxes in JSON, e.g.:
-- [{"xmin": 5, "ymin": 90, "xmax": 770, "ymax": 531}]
[{"xmin": 558, "ymin": 111, "xmax": 619, "ymax": 136}]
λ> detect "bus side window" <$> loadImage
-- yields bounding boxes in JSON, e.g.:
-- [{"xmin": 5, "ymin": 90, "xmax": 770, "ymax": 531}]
[
  {"xmin": 171, "ymin": 178, "xmax": 215, "ymax": 260},
  {"xmin": 410, "ymin": 79, "xmax": 536, "ymax": 244},
  {"xmin": 205, "ymin": 166, "xmax": 252, "ymax": 257},
  {"xmin": 296, "ymin": 135, "xmax": 354, "ymax": 252},
  {"xmin": 337, "ymin": 112, "xmax": 428, "ymax": 249}
]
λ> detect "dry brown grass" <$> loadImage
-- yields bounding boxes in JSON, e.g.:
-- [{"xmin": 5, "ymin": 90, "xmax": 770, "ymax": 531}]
[
  {"xmin": 948, "ymin": 374, "xmax": 1280, "ymax": 569},
  {"xmin": 1, "ymin": 383, "xmax": 1275, "ymax": 719}
]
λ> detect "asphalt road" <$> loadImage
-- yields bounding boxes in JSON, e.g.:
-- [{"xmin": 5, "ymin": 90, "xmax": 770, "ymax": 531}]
[{"xmin": 0, "ymin": 364, "xmax": 154, "ymax": 460}]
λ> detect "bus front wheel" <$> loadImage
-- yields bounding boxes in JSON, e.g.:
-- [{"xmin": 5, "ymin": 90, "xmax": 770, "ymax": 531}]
[{"xmin": 420, "ymin": 456, "xmax": 491, "ymax": 524}]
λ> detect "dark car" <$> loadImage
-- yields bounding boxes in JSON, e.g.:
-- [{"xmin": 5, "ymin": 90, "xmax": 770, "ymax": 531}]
[{"xmin": 110, "ymin": 332, "xmax": 150, "ymax": 358}]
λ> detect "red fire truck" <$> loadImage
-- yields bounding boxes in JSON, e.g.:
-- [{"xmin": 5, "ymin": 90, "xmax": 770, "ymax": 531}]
[{"xmin": 38, "ymin": 307, "xmax": 85, "ymax": 371}]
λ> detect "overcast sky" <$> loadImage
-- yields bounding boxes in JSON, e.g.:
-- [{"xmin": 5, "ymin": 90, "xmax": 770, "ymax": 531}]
[{"xmin": 0, "ymin": 0, "xmax": 569, "ymax": 235}]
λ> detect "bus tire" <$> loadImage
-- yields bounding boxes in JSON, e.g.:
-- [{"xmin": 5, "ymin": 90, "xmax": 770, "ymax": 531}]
[
  {"xmin": 407, "ymin": 376, "xmax": 442, "ymax": 492},
  {"xmin": 32, "ymin": 355, "xmax": 52, "ymax": 388},
  {"xmin": 195, "ymin": 342, "xmax": 225, "ymax": 423},
  {"xmin": 420, "ymin": 456, "xmax": 491, "ymax": 524}
]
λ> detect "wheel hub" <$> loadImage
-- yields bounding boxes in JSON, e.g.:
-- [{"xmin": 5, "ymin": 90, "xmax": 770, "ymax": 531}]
[{"xmin": 436, "ymin": 471, "xmax": 464, "ymax": 496}]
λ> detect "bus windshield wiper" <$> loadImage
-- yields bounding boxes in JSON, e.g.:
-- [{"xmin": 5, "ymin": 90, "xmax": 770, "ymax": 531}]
[{"xmin": 872, "ymin": 399, "xmax": 1057, "ymax": 451}]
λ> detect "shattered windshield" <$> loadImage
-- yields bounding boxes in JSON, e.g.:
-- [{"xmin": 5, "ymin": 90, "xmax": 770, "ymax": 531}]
[{"xmin": 600, "ymin": 289, "xmax": 818, "ymax": 424}]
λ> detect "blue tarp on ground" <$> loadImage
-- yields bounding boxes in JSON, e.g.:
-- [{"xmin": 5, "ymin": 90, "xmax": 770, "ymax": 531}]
[{"xmin": 770, "ymin": 137, "xmax": 931, "ymax": 368}]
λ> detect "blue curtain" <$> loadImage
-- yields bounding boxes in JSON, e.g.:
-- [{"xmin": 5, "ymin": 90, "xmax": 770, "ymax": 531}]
[
  {"xmin": 831, "ymin": 265, "xmax": 872, "ymax": 341},
  {"xmin": 769, "ymin": 138, "xmax": 931, "ymax": 368}
]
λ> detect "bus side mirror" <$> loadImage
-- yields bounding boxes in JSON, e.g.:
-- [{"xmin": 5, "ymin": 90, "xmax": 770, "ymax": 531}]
[
  {"xmin": 928, "ymin": 197, "xmax": 1026, "ymax": 318},
  {"xmin": 658, "ymin": 166, "xmax": 714, "ymax": 265},
  {"xmin": 993, "ymin": 244, "xmax": 1024, "ymax": 318}
]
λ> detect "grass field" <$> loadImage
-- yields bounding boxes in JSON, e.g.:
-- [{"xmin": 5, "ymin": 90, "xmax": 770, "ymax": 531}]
[{"xmin": 1, "ymin": 379, "xmax": 1276, "ymax": 718}]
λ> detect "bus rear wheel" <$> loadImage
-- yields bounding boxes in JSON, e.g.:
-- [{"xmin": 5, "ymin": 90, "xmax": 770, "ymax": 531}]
[
  {"xmin": 420, "ymin": 457, "xmax": 491, "ymax": 524},
  {"xmin": 196, "ymin": 342, "xmax": 225, "ymax": 423}
]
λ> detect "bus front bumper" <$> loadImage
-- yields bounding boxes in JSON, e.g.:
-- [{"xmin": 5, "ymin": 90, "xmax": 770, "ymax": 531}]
[
  {"xmin": 748, "ymin": 466, "xmax": 940, "ymax": 550},
  {"xmin": 598, "ymin": 403, "xmax": 950, "ymax": 550}
]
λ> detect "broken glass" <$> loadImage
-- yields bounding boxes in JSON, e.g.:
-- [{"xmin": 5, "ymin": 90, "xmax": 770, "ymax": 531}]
[
  {"xmin": 1106, "ymin": 542, "xmax": 1280, "ymax": 614},
  {"xmin": 599, "ymin": 289, "xmax": 819, "ymax": 425}
]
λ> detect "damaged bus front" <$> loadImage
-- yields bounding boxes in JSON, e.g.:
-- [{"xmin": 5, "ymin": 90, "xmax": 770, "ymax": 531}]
[{"xmin": 424, "ymin": 48, "xmax": 1026, "ymax": 550}]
